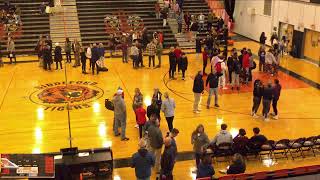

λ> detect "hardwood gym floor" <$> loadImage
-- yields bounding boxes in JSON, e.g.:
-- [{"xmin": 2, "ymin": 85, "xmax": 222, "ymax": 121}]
[{"xmin": 0, "ymin": 40, "xmax": 319, "ymax": 179}]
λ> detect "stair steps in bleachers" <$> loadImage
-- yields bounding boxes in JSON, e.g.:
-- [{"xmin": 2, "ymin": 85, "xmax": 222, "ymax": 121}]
[
  {"xmin": 49, "ymin": 0, "xmax": 81, "ymax": 49},
  {"xmin": 76, "ymin": 0, "xmax": 177, "ymax": 48}
]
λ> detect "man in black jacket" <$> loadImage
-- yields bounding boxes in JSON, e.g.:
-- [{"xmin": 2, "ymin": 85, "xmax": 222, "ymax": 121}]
[
  {"xmin": 206, "ymin": 72, "xmax": 222, "ymax": 108},
  {"xmin": 262, "ymin": 81, "xmax": 273, "ymax": 121},
  {"xmin": 252, "ymin": 79, "xmax": 263, "ymax": 118},
  {"xmin": 160, "ymin": 137, "xmax": 175, "ymax": 180},
  {"xmin": 193, "ymin": 71, "xmax": 204, "ymax": 113},
  {"xmin": 271, "ymin": 79, "xmax": 281, "ymax": 120},
  {"xmin": 168, "ymin": 47, "xmax": 176, "ymax": 79},
  {"xmin": 91, "ymin": 44, "xmax": 99, "ymax": 75}
]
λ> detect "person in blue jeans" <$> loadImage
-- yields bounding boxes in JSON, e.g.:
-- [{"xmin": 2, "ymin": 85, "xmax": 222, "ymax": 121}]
[
  {"xmin": 206, "ymin": 72, "xmax": 222, "ymax": 108},
  {"xmin": 132, "ymin": 139, "xmax": 155, "ymax": 180}
]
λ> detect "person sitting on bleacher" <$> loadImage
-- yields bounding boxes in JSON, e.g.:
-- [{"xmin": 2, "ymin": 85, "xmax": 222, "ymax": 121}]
[
  {"xmin": 196, "ymin": 152, "xmax": 215, "ymax": 179},
  {"xmin": 210, "ymin": 124, "xmax": 233, "ymax": 149},
  {"xmin": 249, "ymin": 127, "xmax": 268, "ymax": 150},
  {"xmin": 227, "ymin": 153, "xmax": 246, "ymax": 174}
]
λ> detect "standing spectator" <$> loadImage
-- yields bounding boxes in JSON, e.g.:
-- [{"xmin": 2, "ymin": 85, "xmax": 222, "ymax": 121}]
[
  {"xmin": 147, "ymin": 118, "xmax": 163, "ymax": 174},
  {"xmin": 121, "ymin": 40, "xmax": 128, "ymax": 63},
  {"xmin": 271, "ymin": 79, "xmax": 281, "ymax": 120},
  {"xmin": 146, "ymin": 41, "xmax": 156, "ymax": 68},
  {"xmin": 227, "ymin": 51, "xmax": 236, "ymax": 84},
  {"xmin": 180, "ymin": 53, "xmax": 188, "ymax": 80},
  {"xmin": 195, "ymin": 36, "xmax": 202, "ymax": 55},
  {"xmin": 42, "ymin": 42, "xmax": 52, "ymax": 70},
  {"xmin": 196, "ymin": 153, "xmax": 215, "ymax": 179},
  {"xmin": 247, "ymin": 49, "xmax": 255, "ymax": 82},
  {"xmin": 160, "ymin": 137, "xmax": 175, "ymax": 180},
  {"xmin": 210, "ymin": 124, "xmax": 233, "ymax": 148},
  {"xmin": 184, "ymin": 11, "xmax": 191, "ymax": 31},
  {"xmin": 231, "ymin": 53, "xmax": 241, "ymax": 91},
  {"xmin": 91, "ymin": 43, "xmax": 99, "ymax": 75},
  {"xmin": 155, "ymin": 2, "xmax": 161, "ymax": 19},
  {"xmin": 65, "ymin": 38, "xmax": 72, "ymax": 63},
  {"xmin": 86, "ymin": 44, "xmax": 92, "ymax": 70},
  {"xmin": 39, "ymin": 2, "xmax": 46, "ymax": 15},
  {"xmin": 132, "ymin": 139, "xmax": 155, "ymax": 180},
  {"xmin": 259, "ymin": 32, "xmax": 267, "ymax": 45},
  {"xmin": 198, "ymin": 13, "xmax": 205, "ymax": 31},
  {"xmin": 206, "ymin": 72, "xmax": 221, "ymax": 108},
  {"xmin": 80, "ymin": 47, "xmax": 87, "ymax": 74},
  {"xmin": 242, "ymin": 50, "xmax": 250, "ymax": 84},
  {"xmin": 170, "ymin": 128, "xmax": 179, "ymax": 158},
  {"xmin": 227, "ymin": 153, "xmax": 246, "ymax": 174},
  {"xmin": 218, "ymin": 58, "xmax": 227, "ymax": 89},
  {"xmin": 191, "ymin": 124, "xmax": 210, "ymax": 167},
  {"xmin": 173, "ymin": 2, "xmax": 180, "ymax": 18},
  {"xmin": 152, "ymin": 88, "xmax": 162, "ymax": 109},
  {"xmin": 113, "ymin": 89, "xmax": 129, "ymax": 141},
  {"xmin": 252, "ymin": 79, "xmax": 264, "ymax": 118},
  {"xmin": 133, "ymin": 88, "xmax": 144, "ymax": 128},
  {"xmin": 73, "ymin": 39, "xmax": 81, "ymax": 67},
  {"xmin": 258, "ymin": 45, "xmax": 266, "ymax": 72},
  {"xmin": 265, "ymin": 49, "xmax": 277, "ymax": 75},
  {"xmin": 161, "ymin": 7, "xmax": 168, "ymax": 27},
  {"xmin": 207, "ymin": 12, "xmax": 214, "ymax": 31},
  {"xmin": 161, "ymin": 92, "xmax": 176, "ymax": 132},
  {"xmin": 147, "ymin": 99, "xmax": 161, "ymax": 120},
  {"xmin": 262, "ymin": 81, "xmax": 273, "ymax": 121},
  {"xmin": 193, "ymin": 71, "xmax": 204, "ymax": 113},
  {"xmin": 174, "ymin": 46, "xmax": 182, "ymax": 73},
  {"xmin": 202, "ymin": 47, "xmax": 209, "ymax": 75},
  {"xmin": 7, "ymin": 37, "xmax": 16, "ymax": 64},
  {"xmin": 156, "ymin": 42, "xmax": 163, "ymax": 68},
  {"xmin": 131, "ymin": 43, "xmax": 140, "ymax": 68},
  {"xmin": 36, "ymin": 35, "xmax": 44, "ymax": 67},
  {"xmin": 54, "ymin": 43, "xmax": 62, "ymax": 70},
  {"xmin": 168, "ymin": 47, "xmax": 177, "ymax": 79},
  {"xmin": 176, "ymin": 11, "xmax": 183, "ymax": 34},
  {"xmin": 98, "ymin": 43, "xmax": 105, "ymax": 68},
  {"xmin": 136, "ymin": 104, "xmax": 147, "ymax": 139}
]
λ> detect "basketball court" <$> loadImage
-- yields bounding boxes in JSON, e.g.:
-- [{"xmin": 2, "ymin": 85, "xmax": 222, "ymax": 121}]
[{"xmin": 0, "ymin": 39, "xmax": 320, "ymax": 178}]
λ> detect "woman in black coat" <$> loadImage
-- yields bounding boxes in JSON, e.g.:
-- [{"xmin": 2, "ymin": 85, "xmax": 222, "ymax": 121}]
[
  {"xmin": 180, "ymin": 53, "xmax": 188, "ymax": 80},
  {"xmin": 54, "ymin": 43, "xmax": 63, "ymax": 70},
  {"xmin": 259, "ymin": 32, "xmax": 267, "ymax": 45}
]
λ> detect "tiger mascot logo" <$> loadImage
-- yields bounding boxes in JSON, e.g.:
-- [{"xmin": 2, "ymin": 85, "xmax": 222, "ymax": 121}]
[
  {"xmin": 29, "ymin": 82, "xmax": 104, "ymax": 111},
  {"xmin": 37, "ymin": 85, "xmax": 99, "ymax": 104}
]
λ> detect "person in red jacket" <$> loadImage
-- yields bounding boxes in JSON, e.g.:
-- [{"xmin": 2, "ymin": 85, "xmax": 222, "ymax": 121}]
[
  {"xmin": 241, "ymin": 50, "xmax": 250, "ymax": 84},
  {"xmin": 135, "ymin": 104, "xmax": 147, "ymax": 138},
  {"xmin": 202, "ymin": 46, "xmax": 209, "ymax": 75},
  {"xmin": 174, "ymin": 46, "xmax": 182, "ymax": 73}
]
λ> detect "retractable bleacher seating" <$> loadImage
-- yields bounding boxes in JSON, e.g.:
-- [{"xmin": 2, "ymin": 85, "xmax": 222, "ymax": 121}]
[
  {"xmin": 0, "ymin": 0, "xmax": 49, "ymax": 55},
  {"xmin": 76, "ymin": 0, "xmax": 177, "ymax": 48}
]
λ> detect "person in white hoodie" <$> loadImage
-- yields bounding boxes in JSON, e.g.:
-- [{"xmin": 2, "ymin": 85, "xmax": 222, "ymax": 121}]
[
  {"xmin": 218, "ymin": 59, "xmax": 227, "ymax": 89},
  {"xmin": 210, "ymin": 124, "xmax": 232, "ymax": 149},
  {"xmin": 161, "ymin": 92, "xmax": 176, "ymax": 132},
  {"xmin": 265, "ymin": 49, "xmax": 277, "ymax": 76},
  {"xmin": 86, "ymin": 44, "xmax": 92, "ymax": 70}
]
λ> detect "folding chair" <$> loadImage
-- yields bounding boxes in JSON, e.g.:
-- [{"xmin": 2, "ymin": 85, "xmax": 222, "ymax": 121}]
[
  {"xmin": 288, "ymin": 138, "xmax": 305, "ymax": 160},
  {"xmin": 272, "ymin": 169, "xmax": 289, "ymax": 178},
  {"xmin": 272, "ymin": 139, "xmax": 290, "ymax": 160},
  {"xmin": 301, "ymin": 136, "xmax": 316, "ymax": 157},
  {"xmin": 214, "ymin": 142, "xmax": 233, "ymax": 162},
  {"xmin": 252, "ymin": 171, "xmax": 270, "ymax": 180},
  {"xmin": 259, "ymin": 140, "xmax": 274, "ymax": 160}
]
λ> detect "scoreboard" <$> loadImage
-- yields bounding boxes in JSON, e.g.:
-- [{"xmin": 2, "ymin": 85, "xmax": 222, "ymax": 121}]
[{"xmin": 0, "ymin": 154, "xmax": 55, "ymax": 179}]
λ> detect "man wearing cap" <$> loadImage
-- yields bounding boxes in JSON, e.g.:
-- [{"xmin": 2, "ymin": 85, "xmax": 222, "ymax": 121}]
[
  {"xmin": 132, "ymin": 139, "xmax": 155, "ymax": 180},
  {"xmin": 113, "ymin": 89, "xmax": 129, "ymax": 141}
]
